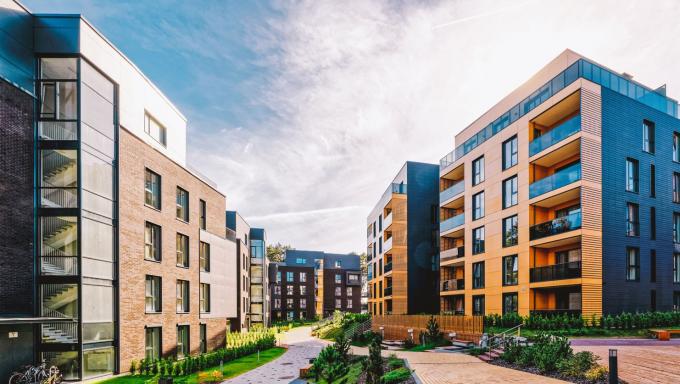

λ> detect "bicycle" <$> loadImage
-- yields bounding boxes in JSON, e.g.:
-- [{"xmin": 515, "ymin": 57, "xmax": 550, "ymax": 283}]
[{"xmin": 8, "ymin": 361, "xmax": 62, "ymax": 384}]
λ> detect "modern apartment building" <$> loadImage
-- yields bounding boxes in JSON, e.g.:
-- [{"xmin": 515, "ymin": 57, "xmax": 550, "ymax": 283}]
[
  {"xmin": 271, "ymin": 250, "xmax": 362, "ymax": 321},
  {"xmin": 438, "ymin": 49, "xmax": 680, "ymax": 318},
  {"xmin": 0, "ymin": 2, "xmax": 236, "ymax": 380},
  {"xmin": 248, "ymin": 228, "xmax": 271, "ymax": 327},
  {"xmin": 366, "ymin": 161, "xmax": 440, "ymax": 316}
]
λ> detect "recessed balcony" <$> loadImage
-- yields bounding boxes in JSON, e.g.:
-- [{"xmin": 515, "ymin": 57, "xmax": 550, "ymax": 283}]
[
  {"xmin": 440, "ymin": 180, "xmax": 464, "ymax": 205},
  {"xmin": 441, "ymin": 213, "xmax": 465, "ymax": 234},
  {"xmin": 384, "ymin": 286, "xmax": 393, "ymax": 297},
  {"xmin": 530, "ymin": 261, "xmax": 581, "ymax": 282},
  {"xmin": 441, "ymin": 246, "xmax": 464, "ymax": 263},
  {"xmin": 441, "ymin": 278, "xmax": 464, "ymax": 292},
  {"xmin": 383, "ymin": 236, "xmax": 393, "ymax": 253},
  {"xmin": 529, "ymin": 162, "xmax": 581, "ymax": 199},
  {"xmin": 530, "ymin": 211, "xmax": 581, "ymax": 241},
  {"xmin": 384, "ymin": 261, "xmax": 393, "ymax": 273},
  {"xmin": 529, "ymin": 115, "xmax": 581, "ymax": 157},
  {"xmin": 383, "ymin": 211, "xmax": 393, "ymax": 231}
]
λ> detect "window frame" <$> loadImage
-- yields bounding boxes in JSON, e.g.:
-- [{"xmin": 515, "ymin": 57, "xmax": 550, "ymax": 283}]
[
  {"xmin": 674, "ymin": 173, "xmax": 680, "ymax": 203},
  {"xmin": 176, "ymin": 325, "xmax": 189, "ymax": 359},
  {"xmin": 642, "ymin": 119, "xmax": 655, "ymax": 154},
  {"xmin": 145, "ymin": 275, "xmax": 162, "ymax": 313},
  {"xmin": 626, "ymin": 247, "xmax": 640, "ymax": 282},
  {"xmin": 502, "ymin": 255, "xmax": 519, "ymax": 286},
  {"xmin": 626, "ymin": 202, "xmax": 639, "ymax": 237},
  {"xmin": 144, "ymin": 221, "xmax": 162, "ymax": 262},
  {"xmin": 472, "ymin": 295, "xmax": 485, "ymax": 316},
  {"xmin": 200, "ymin": 283, "xmax": 211, "ymax": 313},
  {"xmin": 144, "ymin": 168, "xmax": 161, "ymax": 210},
  {"xmin": 199, "ymin": 241, "xmax": 210, "ymax": 272},
  {"xmin": 625, "ymin": 158, "xmax": 639, "ymax": 193},
  {"xmin": 199, "ymin": 199, "xmax": 207, "ymax": 230},
  {"xmin": 176, "ymin": 187, "xmax": 189, "ymax": 222},
  {"xmin": 502, "ymin": 292, "xmax": 518, "ymax": 314},
  {"xmin": 145, "ymin": 327, "xmax": 162, "ymax": 361},
  {"xmin": 674, "ymin": 132, "xmax": 680, "ymax": 163},
  {"xmin": 502, "ymin": 135, "xmax": 518, "ymax": 170},
  {"xmin": 472, "ymin": 261, "xmax": 485, "ymax": 289},
  {"xmin": 472, "ymin": 191, "xmax": 485, "ymax": 220},
  {"xmin": 502, "ymin": 215, "xmax": 519, "ymax": 247},
  {"xmin": 472, "ymin": 226, "xmax": 485, "ymax": 255},
  {"xmin": 472, "ymin": 156, "xmax": 485, "ymax": 186},
  {"xmin": 673, "ymin": 253, "xmax": 680, "ymax": 284},
  {"xmin": 176, "ymin": 233, "xmax": 189, "ymax": 268},
  {"xmin": 502, "ymin": 175, "xmax": 518, "ymax": 209},
  {"xmin": 144, "ymin": 112, "xmax": 167, "ymax": 147},
  {"xmin": 176, "ymin": 280, "xmax": 190, "ymax": 313}
]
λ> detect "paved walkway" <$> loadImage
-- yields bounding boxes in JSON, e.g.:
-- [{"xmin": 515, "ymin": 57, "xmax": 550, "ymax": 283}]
[{"xmin": 222, "ymin": 327, "xmax": 324, "ymax": 384}]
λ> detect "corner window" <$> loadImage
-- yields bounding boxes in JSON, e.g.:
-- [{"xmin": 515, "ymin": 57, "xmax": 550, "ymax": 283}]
[
  {"xmin": 472, "ymin": 156, "xmax": 484, "ymax": 185},
  {"xmin": 503, "ymin": 255, "xmax": 518, "ymax": 286},
  {"xmin": 502, "ymin": 175, "xmax": 518, "ymax": 209},
  {"xmin": 176, "ymin": 233, "xmax": 189, "ymax": 267},
  {"xmin": 502, "ymin": 292, "xmax": 518, "ymax": 314},
  {"xmin": 144, "ymin": 169, "xmax": 161, "ymax": 209},
  {"xmin": 176, "ymin": 187, "xmax": 189, "ymax": 221},
  {"xmin": 176, "ymin": 280, "xmax": 189, "ymax": 313},
  {"xmin": 144, "ymin": 222, "xmax": 161, "ymax": 261},
  {"xmin": 200, "ymin": 283, "xmax": 211, "ymax": 313},
  {"xmin": 176, "ymin": 325, "xmax": 189, "ymax": 359},
  {"xmin": 145, "ymin": 275, "xmax": 161, "ymax": 313},
  {"xmin": 145, "ymin": 113, "xmax": 167, "ymax": 147},
  {"xmin": 642, "ymin": 120, "xmax": 655, "ymax": 154},
  {"xmin": 625, "ymin": 158, "xmax": 639, "ymax": 193},
  {"xmin": 472, "ymin": 191, "xmax": 485, "ymax": 220},
  {"xmin": 472, "ymin": 226, "xmax": 485, "ymax": 254},
  {"xmin": 199, "ymin": 241, "xmax": 210, "ymax": 272},
  {"xmin": 626, "ymin": 247, "xmax": 640, "ymax": 281},
  {"xmin": 626, "ymin": 203, "xmax": 639, "ymax": 237},
  {"xmin": 502, "ymin": 135, "xmax": 518, "ymax": 170},
  {"xmin": 502, "ymin": 215, "xmax": 518, "ymax": 247},
  {"xmin": 472, "ymin": 262, "xmax": 485, "ymax": 289}
]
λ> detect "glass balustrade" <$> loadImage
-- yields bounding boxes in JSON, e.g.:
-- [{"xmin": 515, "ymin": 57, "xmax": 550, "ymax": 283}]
[
  {"xmin": 529, "ymin": 163, "xmax": 581, "ymax": 199},
  {"xmin": 529, "ymin": 115, "xmax": 581, "ymax": 157}
]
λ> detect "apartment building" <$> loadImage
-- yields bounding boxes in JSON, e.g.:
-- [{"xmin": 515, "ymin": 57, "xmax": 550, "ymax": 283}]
[
  {"xmin": 438, "ymin": 49, "xmax": 680, "ymax": 318},
  {"xmin": 0, "ymin": 2, "xmax": 236, "ymax": 380},
  {"xmin": 367, "ymin": 162, "xmax": 440, "ymax": 315},
  {"xmin": 271, "ymin": 250, "xmax": 362, "ymax": 321}
]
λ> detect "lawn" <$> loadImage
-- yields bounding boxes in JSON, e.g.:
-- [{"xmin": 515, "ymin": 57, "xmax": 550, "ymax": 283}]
[{"xmin": 95, "ymin": 347, "xmax": 286, "ymax": 384}]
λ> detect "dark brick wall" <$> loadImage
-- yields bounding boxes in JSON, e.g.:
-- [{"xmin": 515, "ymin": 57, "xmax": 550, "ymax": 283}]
[
  {"xmin": 271, "ymin": 265, "xmax": 316, "ymax": 321},
  {"xmin": 0, "ymin": 79, "xmax": 34, "ymax": 315},
  {"xmin": 601, "ymin": 88, "xmax": 680, "ymax": 313},
  {"xmin": 323, "ymin": 269, "xmax": 362, "ymax": 316}
]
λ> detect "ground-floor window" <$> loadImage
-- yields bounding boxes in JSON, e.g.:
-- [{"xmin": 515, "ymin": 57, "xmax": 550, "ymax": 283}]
[
  {"xmin": 503, "ymin": 292, "xmax": 518, "ymax": 314},
  {"xmin": 83, "ymin": 346, "xmax": 114, "ymax": 379},
  {"xmin": 42, "ymin": 351, "xmax": 79, "ymax": 381},
  {"xmin": 674, "ymin": 291, "xmax": 680, "ymax": 310},
  {"xmin": 200, "ymin": 323, "xmax": 207, "ymax": 353},
  {"xmin": 287, "ymin": 311, "xmax": 294, "ymax": 321},
  {"xmin": 473, "ymin": 295, "xmax": 485, "ymax": 315},
  {"xmin": 145, "ymin": 327, "xmax": 161, "ymax": 361},
  {"xmin": 177, "ymin": 325, "xmax": 189, "ymax": 359}
]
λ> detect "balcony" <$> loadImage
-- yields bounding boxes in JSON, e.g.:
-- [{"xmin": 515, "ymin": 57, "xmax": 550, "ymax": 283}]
[
  {"xmin": 384, "ymin": 286, "xmax": 393, "ymax": 296},
  {"xmin": 440, "ymin": 181, "xmax": 464, "ymax": 203},
  {"xmin": 529, "ymin": 115, "xmax": 581, "ymax": 157},
  {"xmin": 440, "ymin": 246, "xmax": 464, "ymax": 262},
  {"xmin": 529, "ymin": 163, "xmax": 581, "ymax": 199},
  {"xmin": 384, "ymin": 212, "xmax": 393, "ymax": 230},
  {"xmin": 530, "ymin": 212, "xmax": 581, "ymax": 241},
  {"xmin": 383, "ymin": 236, "xmax": 393, "ymax": 253},
  {"xmin": 441, "ymin": 279, "xmax": 464, "ymax": 292},
  {"xmin": 384, "ymin": 262, "xmax": 393, "ymax": 273},
  {"xmin": 440, "ymin": 213, "xmax": 464, "ymax": 233},
  {"xmin": 530, "ymin": 261, "xmax": 582, "ymax": 282}
]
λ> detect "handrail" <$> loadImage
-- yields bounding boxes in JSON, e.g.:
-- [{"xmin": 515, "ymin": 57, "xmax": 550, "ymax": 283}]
[{"xmin": 486, "ymin": 323, "xmax": 522, "ymax": 355}]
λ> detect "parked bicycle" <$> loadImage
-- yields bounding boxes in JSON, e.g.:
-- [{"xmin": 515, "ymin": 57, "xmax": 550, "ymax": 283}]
[{"xmin": 8, "ymin": 360, "xmax": 62, "ymax": 384}]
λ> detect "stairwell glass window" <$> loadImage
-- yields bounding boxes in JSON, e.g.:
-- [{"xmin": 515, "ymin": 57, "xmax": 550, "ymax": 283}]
[
  {"xmin": 674, "ymin": 173, "xmax": 680, "ymax": 203},
  {"xmin": 200, "ymin": 241, "xmax": 210, "ymax": 272},
  {"xmin": 176, "ymin": 280, "xmax": 190, "ymax": 313},
  {"xmin": 502, "ymin": 215, "xmax": 519, "ymax": 247},
  {"xmin": 503, "ymin": 255, "xmax": 519, "ymax": 286},
  {"xmin": 472, "ymin": 262, "xmax": 485, "ymax": 289},
  {"xmin": 38, "ymin": 58, "xmax": 78, "ymax": 141},
  {"xmin": 144, "ymin": 169, "xmax": 161, "ymax": 209},
  {"xmin": 626, "ymin": 203, "xmax": 639, "ymax": 237},
  {"xmin": 176, "ymin": 187, "xmax": 189, "ymax": 221},
  {"xmin": 673, "ymin": 254, "xmax": 680, "ymax": 283},
  {"xmin": 145, "ymin": 275, "xmax": 161, "ymax": 313},
  {"xmin": 674, "ymin": 133, "xmax": 680, "ymax": 162},
  {"xmin": 642, "ymin": 120, "xmax": 655, "ymax": 154},
  {"xmin": 144, "ymin": 113, "xmax": 167, "ymax": 147},
  {"xmin": 502, "ymin": 136, "xmax": 518, "ymax": 170},
  {"xmin": 176, "ymin": 233, "xmax": 189, "ymax": 267},
  {"xmin": 625, "ymin": 158, "xmax": 638, "ymax": 193},
  {"xmin": 145, "ymin": 327, "xmax": 161, "ymax": 361},
  {"xmin": 472, "ymin": 156, "xmax": 484, "ymax": 185},
  {"xmin": 626, "ymin": 247, "xmax": 640, "ymax": 281},
  {"xmin": 503, "ymin": 176, "xmax": 518, "ymax": 209},
  {"xmin": 472, "ymin": 226, "xmax": 485, "ymax": 254},
  {"xmin": 40, "ymin": 150, "xmax": 78, "ymax": 209},
  {"xmin": 144, "ymin": 222, "xmax": 161, "ymax": 261},
  {"xmin": 472, "ymin": 191, "xmax": 485, "ymax": 220},
  {"xmin": 200, "ymin": 283, "xmax": 211, "ymax": 313},
  {"xmin": 177, "ymin": 325, "xmax": 189, "ymax": 359}
]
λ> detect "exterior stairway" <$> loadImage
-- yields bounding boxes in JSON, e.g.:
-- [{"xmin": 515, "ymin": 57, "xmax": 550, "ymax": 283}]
[
  {"xmin": 42, "ymin": 323, "xmax": 78, "ymax": 344},
  {"xmin": 41, "ymin": 285, "xmax": 78, "ymax": 344}
]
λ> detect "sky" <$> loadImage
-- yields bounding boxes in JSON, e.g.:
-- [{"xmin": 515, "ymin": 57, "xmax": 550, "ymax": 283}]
[{"xmin": 22, "ymin": 0, "xmax": 680, "ymax": 254}]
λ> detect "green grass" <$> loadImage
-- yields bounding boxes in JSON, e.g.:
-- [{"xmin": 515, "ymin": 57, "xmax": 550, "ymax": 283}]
[
  {"xmin": 485, "ymin": 326, "xmax": 655, "ymax": 338},
  {"xmin": 95, "ymin": 347, "xmax": 286, "ymax": 384},
  {"xmin": 404, "ymin": 339, "xmax": 451, "ymax": 352}
]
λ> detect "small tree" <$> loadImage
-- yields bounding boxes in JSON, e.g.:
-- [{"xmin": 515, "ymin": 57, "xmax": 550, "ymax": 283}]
[
  {"xmin": 334, "ymin": 334, "xmax": 351, "ymax": 363},
  {"xmin": 425, "ymin": 315, "xmax": 441, "ymax": 343},
  {"xmin": 313, "ymin": 345, "xmax": 347, "ymax": 383},
  {"xmin": 266, "ymin": 243, "xmax": 292, "ymax": 262},
  {"xmin": 364, "ymin": 335, "xmax": 383, "ymax": 384}
]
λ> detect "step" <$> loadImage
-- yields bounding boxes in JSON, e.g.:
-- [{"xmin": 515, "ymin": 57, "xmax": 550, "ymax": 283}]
[{"xmin": 451, "ymin": 340, "xmax": 475, "ymax": 348}]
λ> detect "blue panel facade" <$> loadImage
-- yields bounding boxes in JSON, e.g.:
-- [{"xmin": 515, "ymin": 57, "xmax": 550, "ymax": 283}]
[
  {"xmin": 601, "ymin": 87, "xmax": 680, "ymax": 314},
  {"xmin": 405, "ymin": 161, "xmax": 440, "ymax": 314}
]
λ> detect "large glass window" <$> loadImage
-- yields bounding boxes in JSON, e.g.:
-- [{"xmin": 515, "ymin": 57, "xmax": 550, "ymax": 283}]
[
  {"xmin": 200, "ymin": 241, "xmax": 210, "ymax": 272},
  {"xmin": 626, "ymin": 158, "xmax": 639, "ymax": 193},
  {"xmin": 176, "ymin": 187, "xmax": 189, "ymax": 222},
  {"xmin": 145, "ymin": 113, "xmax": 167, "ymax": 146},
  {"xmin": 472, "ymin": 156, "xmax": 484, "ymax": 185},
  {"xmin": 38, "ymin": 58, "xmax": 78, "ymax": 141},
  {"xmin": 503, "ymin": 175, "xmax": 518, "ymax": 209},
  {"xmin": 176, "ymin": 280, "xmax": 189, "ymax": 313},
  {"xmin": 200, "ymin": 283, "xmax": 211, "ymax": 313},
  {"xmin": 503, "ymin": 136, "xmax": 518, "ymax": 170},
  {"xmin": 145, "ymin": 275, "xmax": 161, "ymax": 313},
  {"xmin": 177, "ymin": 325, "xmax": 189, "ymax": 359},
  {"xmin": 503, "ymin": 255, "xmax": 519, "ymax": 286},
  {"xmin": 503, "ymin": 292, "xmax": 518, "ymax": 314},
  {"xmin": 674, "ymin": 254, "xmax": 680, "ymax": 283},
  {"xmin": 626, "ymin": 247, "xmax": 640, "ymax": 281},
  {"xmin": 40, "ymin": 216, "xmax": 78, "ymax": 276},
  {"xmin": 472, "ymin": 262, "xmax": 485, "ymax": 289},
  {"xmin": 643, "ymin": 120, "xmax": 655, "ymax": 154},
  {"xmin": 82, "ymin": 347, "xmax": 115, "ymax": 379},
  {"xmin": 145, "ymin": 222, "xmax": 161, "ymax": 261},
  {"xmin": 472, "ymin": 226, "xmax": 485, "ymax": 254},
  {"xmin": 176, "ymin": 233, "xmax": 189, "ymax": 267},
  {"xmin": 626, "ymin": 203, "xmax": 639, "ymax": 237},
  {"xmin": 503, "ymin": 215, "xmax": 518, "ymax": 247},
  {"xmin": 473, "ymin": 295, "xmax": 485, "ymax": 316},
  {"xmin": 145, "ymin": 169, "xmax": 161, "ymax": 209},
  {"xmin": 40, "ymin": 149, "xmax": 78, "ymax": 208},
  {"xmin": 472, "ymin": 191, "xmax": 485, "ymax": 220},
  {"xmin": 145, "ymin": 327, "xmax": 161, "ymax": 361},
  {"xmin": 674, "ymin": 133, "xmax": 680, "ymax": 162}
]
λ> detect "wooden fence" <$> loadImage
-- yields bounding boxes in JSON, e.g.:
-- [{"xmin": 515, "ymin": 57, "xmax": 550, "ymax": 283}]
[{"xmin": 371, "ymin": 314, "xmax": 484, "ymax": 344}]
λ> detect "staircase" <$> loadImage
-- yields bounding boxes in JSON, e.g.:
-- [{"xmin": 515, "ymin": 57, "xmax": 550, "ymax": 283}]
[
  {"xmin": 343, "ymin": 318, "xmax": 372, "ymax": 340},
  {"xmin": 479, "ymin": 324, "xmax": 526, "ymax": 362},
  {"xmin": 42, "ymin": 323, "xmax": 78, "ymax": 344}
]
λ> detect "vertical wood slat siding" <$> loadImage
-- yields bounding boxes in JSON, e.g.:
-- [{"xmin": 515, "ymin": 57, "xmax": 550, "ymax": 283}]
[
  {"xmin": 580, "ymin": 87, "xmax": 603, "ymax": 318},
  {"xmin": 371, "ymin": 314, "xmax": 484, "ymax": 344}
]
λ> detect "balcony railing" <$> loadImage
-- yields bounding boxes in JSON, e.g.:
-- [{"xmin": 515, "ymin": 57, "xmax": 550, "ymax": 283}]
[
  {"xmin": 440, "ymin": 181, "xmax": 464, "ymax": 203},
  {"xmin": 529, "ymin": 115, "xmax": 581, "ymax": 157},
  {"xmin": 530, "ymin": 309, "xmax": 582, "ymax": 317},
  {"xmin": 440, "ymin": 213, "xmax": 465, "ymax": 233},
  {"xmin": 384, "ymin": 262, "xmax": 393, "ymax": 273},
  {"xmin": 441, "ymin": 246, "xmax": 464, "ymax": 261},
  {"xmin": 384, "ymin": 286, "xmax": 393, "ymax": 296},
  {"xmin": 530, "ymin": 211, "xmax": 581, "ymax": 241},
  {"xmin": 441, "ymin": 278, "xmax": 464, "ymax": 292},
  {"xmin": 384, "ymin": 212, "xmax": 393, "ymax": 229},
  {"xmin": 529, "ymin": 163, "xmax": 581, "ymax": 199},
  {"xmin": 383, "ymin": 237, "xmax": 393, "ymax": 252},
  {"xmin": 530, "ymin": 261, "xmax": 582, "ymax": 282}
]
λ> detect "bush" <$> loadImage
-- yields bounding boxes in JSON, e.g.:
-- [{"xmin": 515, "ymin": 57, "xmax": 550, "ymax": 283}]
[
  {"xmin": 334, "ymin": 334, "xmax": 351, "ymax": 363},
  {"xmin": 312, "ymin": 345, "xmax": 347, "ymax": 383},
  {"xmin": 585, "ymin": 365, "xmax": 608, "ymax": 382},
  {"xmin": 500, "ymin": 338, "xmax": 523, "ymax": 363},
  {"xmin": 557, "ymin": 351, "xmax": 599, "ymax": 379},
  {"xmin": 129, "ymin": 360, "xmax": 136, "ymax": 375},
  {"xmin": 530, "ymin": 334, "xmax": 572, "ymax": 373},
  {"xmin": 387, "ymin": 355, "xmax": 404, "ymax": 370},
  {"xmin": 363, "ymin": 335, "xmax": 383, "ymax": 384},
  {"xmin": 425, "ymin": 315, "xmax": 442, "ymax": 344},
  {"xmin": 381, "ymin": 367, "xmax": 412, "ymax": 384}
]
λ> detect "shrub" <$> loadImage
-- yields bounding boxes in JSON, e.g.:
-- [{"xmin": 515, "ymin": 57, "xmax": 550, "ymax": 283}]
[
  {"xmin": 364, "ymin": 335, "xmax": 383, "ymax": 384},
  {"xmin": 334, "ymin": 334, "xmax": 351, "ymax": 363},
  {"xmin": 381, "ymin": 367, "xmax": 412, "ymax": 384},
  {"xmin": 500, "ymin": 338, "xmax": 522, "ymax": 363},
  {"xmin": 425, "ymin": 315, "xmax": 442, "ymax": 343},
  {"xmin": 531, "ymin": 334, "xmax": 572, "ymax": 373},
  {"xmin": 387, "ymin": 355, "xmax": 404, "ymax": 370},
  {"xmin": 129, "ymin": 360, "xmax": 136, "ymax": 375},
  {"xmin": 312, "ymin": 345, "xmax": 347, "ymax": 383},
  {"xmin": 557, "ymin": 351, "xmax": 599, "ymax": 379},
  {"xmin": 585, "ymin": 365, "xmax": 608, "ymax": 382}
]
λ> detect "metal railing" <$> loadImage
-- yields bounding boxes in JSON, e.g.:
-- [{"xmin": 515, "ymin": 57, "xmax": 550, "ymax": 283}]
[
  {"xmin": 384, "ymin": 262, "xmax": 393, "ymax": 273},
  {"xmin": 40, "ymin": 187, "xmax": 77, "ymax": 208},
  {"xmin": 440, "ymin": 180, "xmax": 464, "ymax": 203},
  {"xmin": 39, "ymin": 120, "xmax": 78, "ymax": 141},
  {"xmin": 384, "ymin": 286, "xmax": 393, "ymax": 296},
  {"xmin": 529, "ymin": 212, "xmax": 582, "ymax": 240},
  {"xmin": 441, "ymin": 246, "xmax": 465, "ymax": 261},
  {"xmin": 487, "ymin": 323, "xmax": 522, "ymax": 355},
  {"xmin": 529, "ymin": 163, "xmax": 581, "ymax": 199},
  {"xmin": 441, "ymin": 278, "xmax": 465, "ymax": 291},
  {"xmin": 529, "ymin": 115, "xmax": 581, "ymax": 157},
  {"xmin": 441, "ymin": 213, "xmax": 465, "ymax": 233},
  {"xmin": 530, "ymin": 261, "xmax": 581, "ymax": 282}
]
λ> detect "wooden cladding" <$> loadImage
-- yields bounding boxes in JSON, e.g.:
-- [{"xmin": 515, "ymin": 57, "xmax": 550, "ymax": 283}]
[{"xmin": 371, "ymin": 314, "xmax": 484, "ymax": 344}]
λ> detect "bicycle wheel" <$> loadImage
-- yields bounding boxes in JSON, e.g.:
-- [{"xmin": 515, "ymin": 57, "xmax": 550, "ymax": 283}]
[{"xmin": 9, "ymin": 373, "xmax": 27, "ymax": 384}]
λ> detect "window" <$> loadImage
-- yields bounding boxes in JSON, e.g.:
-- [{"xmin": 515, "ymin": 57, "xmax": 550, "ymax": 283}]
[
  {"xmin": 348, "ymin": 274, "xmax": 360, "ymax": 283},
  {"xmin": 335, "ymin": 299, "xmax": 342, "ymax": 309},
  {"xmin": 650, "ymin": 165, "xmax": 655, "ymax": 198},
  {"xmin": 144, "ymin": 169, "xmax": 161, "ymax": 209},
  {"xmin": 626, "ymin": 247, "xmax": 640, "ymax": 281},
  {"xmin": 274, "ymin": 286, "xmax": 281, "ymax": 295},
  {"xmin": 300, "ymin": 298, "xmax": 307, "ymax": 309},
  {"xmin": 199, "ymin": 242, "xmax": 210, "ymax": 272},
  {"xmin": 176, "ymin": 187, "xmax": 189, "ymax": 221},
  {"xmin": 286, "ymin": 298, "xmax": 293, "ymax": 308},
  {"xmin": 300, "ymin": 285, "xmax": 307, "ymax": 295},
  {"xmin": 287, "ymin": 311, "xmax": 294, "ymax": 321},
  {"xmin": 274, "ymin": 298, "xmax": 281, "ymax": 309},
  {"xmin": 176, "ymin": 280, "xmax": 189, "ymax": 313},
  {"xmin": 503, "ymin": 255, "xmax": 518, "ymax": 286},
  {"xmin": 674, "ymin": 254, "xmax": 680, "ymax": 283},
  {"xmin": 295, "ymin": 257, "xmax": 306, "ymax": 264},
  {"xmin": 650, "ymin": 250, "xmax": 657, "ymax": 283},
  {"xmin": 379, "ymin": 214, "xmax": 382, "ymax": 231},
  {"xmin": 472, "ymin": 156, "xmax": 484, "ymax": 185},
  {"xmin": 642, "ymin": 120, "xmax": 655, "ymax": 154},
  {"xmin": 199, "ymin": 324, "xmax": 207, "ymax": 354},
  {"xmin": 335, "ymin": 260, "xmax": 342, "ymax": 268},
  {"xmin": 472, "ymin": 295, "xmax": 485, "ymax": 316},
  {"xmin": 472, "ymin": 262, "xmax": 485, "ymax": 289},
  {"xmin": 626, "ymin": 203, "xmax": 639, "ymax": 236},
  {"xmin": 145, "ymin": 113, "xmax": 167, "ymax": 146},
  {"xmin": 472, "ymin": 191, "xmax": 485, "ymax": 220},
  {"xmin": 200, "ymin": 283, "xmax": 210, "ymax": 313},
  {"xmin": 299, "ymin": 272, "xmax": 307, "ymax": 282},
  {"xmin": 144, "ymin": 222, "xmax": 161, "ymax": 261},
  {"xmin": 378, "ymin": 259, "xmax": 383, "ymax": 276},
  {"xmin": 286, "ymin": 272, "xmax": 294, "ymax": 282},
  {"xmin": 335, "ymin": 274, "xmax": 342, "ymax": 284},
  {"xmin": 276, "ymin": 271, "xmax": 281, "ymax": 283},
  {"xmin": 503, "ymin": 136, "xmax": 518, "ymax": 170},
  {"xmin": 145, "ymin": 275, "xmax": 161, "ymax": 313},
  {"xmin": 286, "ymin": 285, "xmax": 294, "ymax": 295},
  {"xmin": 347, "ymin": 299, "xmax": 353, "ymax": 309},
  {"xmin": 176, "ymin": 233, "xmax": 189, "ymax": 267},
  {"xmin": 177, "ymin": 325, "xmax": 189, "ymax": 359},
  {"xmin": 675, "ymin": 213, "xmax": 680, "ymax": 244},
  {"xmin": 674, "ymin": 133, "xmax": 680, "ymax": 162},
  {"xmin": 503, "ymin": 292, "xmax": 518, "ymax": 314},
  {"xmin": 472, "ymin": 226, "xmax": 485, "ymax": 254},
  {"xmin": 199, "ymin": 199, "xmax": 206, "ymax": 230},
  {"xmin": 625, "ymin": 158, "xmax": 639, "ymax": 193},
  {"xmin": 379, "ymin": 237, "xmax": 382, "ymax": 254},
  {"xmin": 335, "ymin": 287, "xmax": 342, "ymax": 296},
  {"xmin": 674, "ymin": 173, "xmax": 680, "ymax": 203},
  {"xmin": 675, "ymin": 292, "xmax": 680, "ymax": 311},
  {"xmin": 346, "ymin": 287, "xmax": 353, "ymax": 296},
  {"xmin": 502, "ymin": 215, "xmax": 518, "ymax": 247},
  {"xmin": 145, "ymin": 327, "xmax": 161, "ymax": 361},
  {"xmin": 650, "ymin": 207, "xmax": 656, "ymax": 240},
  {"xmin": 503, "ymin": 176, "xmax": 518, "ymax": 209}
]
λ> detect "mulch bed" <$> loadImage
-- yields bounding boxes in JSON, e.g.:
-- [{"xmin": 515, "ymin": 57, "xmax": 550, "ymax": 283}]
[{"xmin": 489, "ymin": 359, "xmax": 619, "ymax": 384}]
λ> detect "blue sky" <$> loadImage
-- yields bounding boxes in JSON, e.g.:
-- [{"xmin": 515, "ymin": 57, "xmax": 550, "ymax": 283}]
[{"xmin": 22, "ymin": 0, "xmax": 680, "ymax": 254}]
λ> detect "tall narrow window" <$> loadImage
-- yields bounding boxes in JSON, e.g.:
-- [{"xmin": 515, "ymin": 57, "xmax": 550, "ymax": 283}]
[
  {"xmin": 502, "ymin": 215, "xmax": 518, "ymax": 247},
  {"xmin": 472, "ymin": 156, "xmax": 484, "ymax": 185},
  {"xmin": 145, "ymin": 327, "xmax": 161, "ymax": 361},
  {"xmin": 176, "ymin": 187, "xmax": 189, "ymax": 221},
  {"xmin": 643, "ymin": 120, "xmax": 655, "ymax": 154},
  {"xmin": 177, "ymin": 325, "xmax": 189, "ymax": 359},
  {"xmin": 502, "ymin": 135, "xmax": 518, "ymax": 170},
  {"xmin": 176, "ymin": 233, "xmax": 189, "ymax": 267},
  {"xmin": 145, "ymin": 113, "xmax": 167, "ymax": 146},
  {"xmin": 472, "ymin": 191, "xmax": 485, "ymax": 220},
  {"xmin": 650, "ymin": 164, "xmax": 655, "ymax": 198},
  {"xmin": 626, "ymin": 158, "xmax": 639, "ymax": 193},
  {"xmin": 650, "ymin": 207, "xmax": 656, "ymax": 240},
  {"xmin": 299, "ymin": 272, "xmax": 307, "ymax": 282},
  {"xmin": 145, "ymin": 222, "xmax": 161, "ymax": 261},
  {"xmin": 674, "ymin": 132, "xmax": 680, "ymax": 162},
  {"xmin": 502, "ymin": 175, "xmax": 518, "ymax": 209},
  {"xmin": 199, "ymin": 199, "xmax": 206, "ymax": 230},
  {"xmin": 503, "ymin": 255, "xmax": 518, "ymax": 286},
  {"xmin": 200, "ymin": 283, "xmax": 211, "ymax": 313},
  {"xmin": 650, "ymin": 250, "xmax": 657, "ymax": 283},
  {"xmin": 199, "ymin": 324, "xmax": 207, "ymax": 353},
  {"xmin": 472, "ymin": 226, "xmax": 485, "ymax": 254},
  {"xmin": 144, "ymin": 169, "xmax": 161, "ymax": 209},
  {"xmin": 674, "ymin": 213, "xmax": 680, "ymax": 244},
  {"xmin": 200, "ymin": 241, "xmax": 210, "ymax": 272},
  {"xmin": 472, "ymin": 262, "xmax": 485, "ymax": 289},
  {"xmin": 176, "ymin": 280, "xmax": 189, "ymax": 313},
  {"xmin": 626, "ymin": 248, "xmax": 640, "ymax": 281},
  {"xmin": 145, "ymin": 275, "xmax": 162, "ymax": 313},
  {"xmin": 626, "ymin": 203, "xmax": 639, "ymax": 237},
  {"xmin": 473, "ymin": 295, "xmax": 485, "ymax": 315},
  {"xmin": 502, "ymin": 292, "xmax": 518, "ymax": 314},
  {"xmin": 674, "ymin": 173, "xmax": 680, "ymax": 203},
  {"xmin": 673, "ymin": 254, "xmax": 680, "ymax": 283}
]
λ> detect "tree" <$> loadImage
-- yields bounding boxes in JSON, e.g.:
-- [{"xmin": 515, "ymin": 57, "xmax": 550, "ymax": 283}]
[
  {"xmin": 425, "ymin": 315, "xmax": 442, "ymax": 343},
  {"xmin": 364, "ymin": 334, "xmax": 383, "ymax": 384},
  {"xmin": 266, "ymin": 243, "xmax": 292, "ymax": 262}
]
